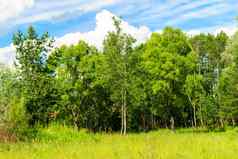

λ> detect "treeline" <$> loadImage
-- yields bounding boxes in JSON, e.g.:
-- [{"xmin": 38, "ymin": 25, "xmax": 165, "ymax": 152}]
[{"xmin": 0, "ymin": 18, "xmax": 237, "ymax": 134}]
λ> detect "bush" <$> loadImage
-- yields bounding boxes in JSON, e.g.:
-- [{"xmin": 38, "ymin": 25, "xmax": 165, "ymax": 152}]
[{"xmin": 34, "ymin": 123, "xmax": 100, "ymax": 143}]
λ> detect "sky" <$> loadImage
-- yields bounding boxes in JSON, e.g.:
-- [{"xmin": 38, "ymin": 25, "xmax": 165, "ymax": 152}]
[{"xmin": 0, "ymin": 0, "xmax": 238, "ymax": 65}]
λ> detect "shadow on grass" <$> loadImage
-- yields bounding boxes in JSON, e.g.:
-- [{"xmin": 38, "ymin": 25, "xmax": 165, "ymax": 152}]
[{"xmin": 175, "ymin": 127, "xmax": 229, "ymax": 134}]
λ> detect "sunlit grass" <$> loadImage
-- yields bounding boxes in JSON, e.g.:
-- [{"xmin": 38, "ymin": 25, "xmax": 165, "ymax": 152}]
[{"xmin": 0, "ymin": 125, "xmax": 237, "ymax": 159}]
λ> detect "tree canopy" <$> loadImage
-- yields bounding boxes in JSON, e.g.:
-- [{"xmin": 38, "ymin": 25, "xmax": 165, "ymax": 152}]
[{"xmin": 1, "ymin": 18, "xmax": 237, "ymax": 134}]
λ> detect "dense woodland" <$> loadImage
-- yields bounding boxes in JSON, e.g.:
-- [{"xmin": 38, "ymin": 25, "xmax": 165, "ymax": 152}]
[{"xmin": 0, "ymin": 18, "xmax": 238, "ymax": 135}]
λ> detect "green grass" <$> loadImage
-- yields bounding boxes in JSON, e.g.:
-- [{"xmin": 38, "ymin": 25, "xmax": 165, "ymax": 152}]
[{"xmin": 0, "ymin": 125, "xmax": 238, "ymax": 159}]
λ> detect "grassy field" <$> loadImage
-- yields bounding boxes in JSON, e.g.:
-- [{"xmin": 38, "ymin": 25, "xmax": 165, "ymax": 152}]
[{"xmin": 0, "ymin": 125, "xmax": 238, "ymax": 159}]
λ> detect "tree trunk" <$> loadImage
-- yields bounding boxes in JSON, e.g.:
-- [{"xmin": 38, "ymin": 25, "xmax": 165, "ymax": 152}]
[
  {"xmin": 193, "ymin": 105, "xmax": 197, "ymax": 128},
  {"xmin": 121, "ymin": 105, "xmax": 124, "ymax": 134},
  {"xmin": 188, "ymin": 96, "xmax": 197, "ymax": 128},
  {"xmin": 120, "ymin": 88, "xmax": 127, "ymax": 135},
  {"xmin": 151, "ymin": 114, "xmax": 155, "ymax": 129},
  {"xmin": 72, "ymin": 108, "xmax": 80, "ymax": 130},
  {"xmin": 123, "ymin": 105, "xmax": 127, "ymax": 135},
  {"xmin": 123, "ymin": 89, "xmax": 127, "ymax": 135},
  {"xmin": 199, "ymin": 101, "xmax": 204, "ymax": 127},
  {"xmin": 219, "ymin": 118, "xmax": 224, "ymax": 129},
  {"xmin": 120, "ymin": 95, "xmax": 124, "ymax": 135},
  {"xmin": 141, "ymin": 113, "xmax": 146, "ymax": 131},
  {"xmin": 232, "ymin": 118, "xmax": 235, "ymax": 127},
  {"xmin": 170, "ymin": 116, "xmax": 175, "ymax": 132}
]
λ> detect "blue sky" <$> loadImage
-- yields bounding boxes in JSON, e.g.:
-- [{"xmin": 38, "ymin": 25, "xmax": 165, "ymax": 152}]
[{"xmin": 0, "ymin": 0, "xmax": 238, "ymax": 65}]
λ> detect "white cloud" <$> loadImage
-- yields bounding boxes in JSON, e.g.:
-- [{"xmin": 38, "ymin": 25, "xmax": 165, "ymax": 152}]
[
  {"xmin": 214, "ymin": 26, "xmax": 237, "ymax": 36},
  {"xmin": 77, "ymin": 0, "xmax": 120, "ymax": 12},
  {"xmin": 14, "ymin": 0, "xmax": 121, "ymax": 25},
  {"xmin": 186, "ymin": 30, "xmax": 202, "ymax": 36},
  {"xmin": 0, "ymin": 0, "xmax": 34, "ymax": 24},
  {"xmin": 187, "ymin": 25, "xmax": 237, "ymax": 36},
  {"xmin": 0, "ymin": 10, "xmax": 151, "ymax": 66},
  {"xmin": 55, "ymin": 10, "xmax": 151, "ymax": 49},
  {"xmin": 166, "ymin": 2, "xmax": 236, "ymax": 25},
  {"xmin": 0, "ymin": 44, "xmax": 15, "ymax": 66},
  {"xmin": 1, "ymin": 9, "xmax": 237, "ymax": 67},
  {"xmin": 135, "ymin": 0, "xmax": 221, "ymax": 23}
]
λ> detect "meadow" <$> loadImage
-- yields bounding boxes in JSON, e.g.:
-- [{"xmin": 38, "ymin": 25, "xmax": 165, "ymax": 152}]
[
  {"xmin": 1, "ymin": 2, "xmax": 238, "ymax": 159},
  {"xmin": 0, "ymin": 125, "xmax": 237, "ymax": 159}
]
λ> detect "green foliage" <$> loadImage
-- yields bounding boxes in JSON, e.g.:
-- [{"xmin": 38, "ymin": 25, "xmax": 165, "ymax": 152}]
[
  {"xmin": 31, "ymin": 124, "xmax": 99, "ymax": 143},
  {"xmin": 13, "ymin": 26, "xmax": 57, "ymax": 126},
  {"xmin": 0, "ymin": 66, "xmax": 26, "ymax": 130},
  {"xmin": 142, "ymin": 27, "xmax": 195, "ymax": 127},
  {"xmin": 0, "ymin": 22, "xmax": 236, "ymax": 138},
  {"xmin": 102, "ymin": 17, "xmax": 136, "ymax": 134},
  {"xmin": 190, "ymin": 32, "xmax": 229, "ymax": 127},
  {"xmin": 218, "ymin": 32, "xmax": 238, "ymax": 125},
  {"xmin": 184, "ymin": 74, "xmax": 205, "ymax": 127},
  {"xmin": 7, "ymin": 97, "xmax": 27, "ymax": 130}
]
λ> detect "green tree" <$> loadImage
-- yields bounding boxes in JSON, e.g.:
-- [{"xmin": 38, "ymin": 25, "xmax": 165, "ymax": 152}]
[
  {"xmin": 184, "ymin": 74, "xmax": 205, "ymax": 127},
  {"xmin": 103, "ymin": 17, "xmax": 135, "ymax": 134},
  {"xmin": 48, "ymin": 41, "xmax": 96, "ymax": 128},
  {"xmin": 190, "ymin": 32, "xmax": 229, "ymax": 127},
  {"xmin": 219, "ymin": 65, "xmax": 238, "ymax": 126},
  {"xmin": 142, "ymin": 27, "xmax": 194, "ymax": 128},
  {"xmin": 218, "ymin": 32, "xmax": 238, "ymax": 127},
  {"xmin": 0, "ymin": 65, "xmax": 25, "ymax": 130},
  {"xmin": 13, "ymin": 26, "xmax": 56, "ymax": 126}
]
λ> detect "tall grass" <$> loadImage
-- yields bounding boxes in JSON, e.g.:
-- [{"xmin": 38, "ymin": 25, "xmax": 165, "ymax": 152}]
[{"xmin": 0, "ymin": 125, "xmax": 237, "ymax": 159}]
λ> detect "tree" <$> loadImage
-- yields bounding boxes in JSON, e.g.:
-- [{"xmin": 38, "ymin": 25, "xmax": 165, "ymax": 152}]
[
  {"xmin": 103, "ymin": 17, "xmax": 135, "ymax": 135},
  {"xmin": 48, "ymin": 41, "xmax": 97, "ymax": 128},
  {"xmin": 142, "ymin": 27, "xmax": 194, "ymax": 128},
  {"xmin": 4, "ymin": 22, "xmax": 235, "ymax": 133},
  {"xmin": 13, "ymin": 26, "xmax": 56, "ymax": 126},
  {"xmin": 184, "ymin": 74, "xmax": 205, "ymax": 127},
  {"xmin": 0, "ymin": 66, "xmax": 15, "ymax": 126},
  {"xmin": 0, "ymin": 65, "xmax": 25, "ymax": 130},
  {"xmin": 190, "ymin": 32, "xmax": 229, "ymax": 127},
  {"xmin": 219, "ymin": 65, "xmax": 238, "ymax": 126},
  {"xmin": 218, "ymin": 32, "xmax": 238, "ymax": 126},
  {"xmin": 48, "ymin": 41, "xmax": 116, "ymax": 131}
]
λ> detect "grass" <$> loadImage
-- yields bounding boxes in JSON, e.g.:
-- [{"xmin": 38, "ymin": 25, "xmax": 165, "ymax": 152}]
[{"xmin": 0, "ymin": 125, "xmax": 238, "ymax": 159}]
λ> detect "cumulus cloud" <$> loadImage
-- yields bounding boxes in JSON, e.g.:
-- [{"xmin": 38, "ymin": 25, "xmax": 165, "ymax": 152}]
[
  {"xmin": 0, "ymin": 44, "xmax": 15, "ymax": 66},
  {"xmin": 214, "ymin": 26, "xmax": 237, "ymax": 36},
  {"xmin": 1, "ymin": 9, "xmax": 237, "ymax": 67},
  {"xmin": 0, "ymin": 0, "xmax": 34, "ymax": 24},
  {"xmin": 187, "ymin": 25, "xmax": 237, "ymax": 36},
  {"xmin": 55, "ymin": 10, "xmax": 151, "ymax": 48},
  {"xmin": 0, "ymin": 10, "xmax": 151, "ymax": 66}
]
